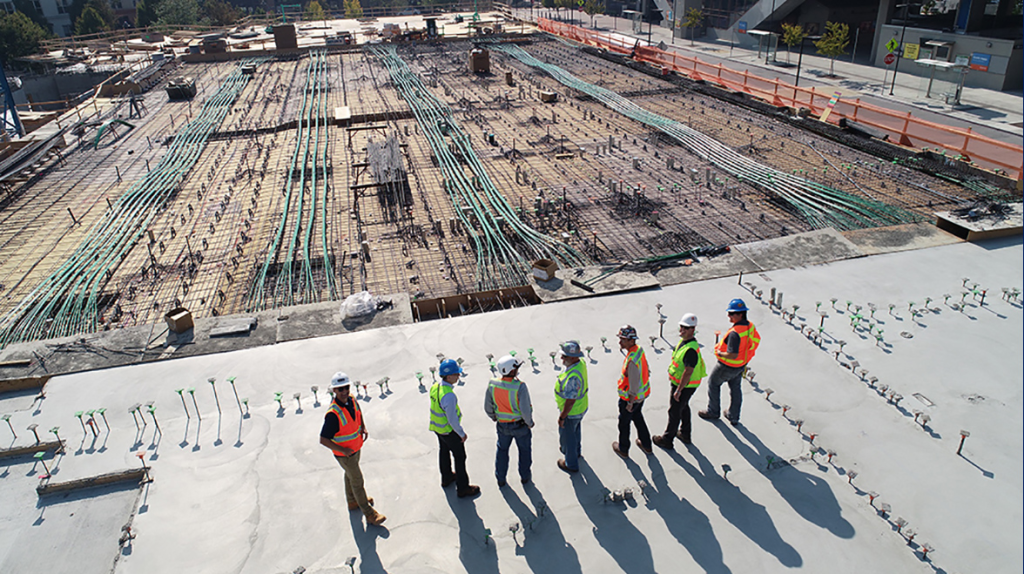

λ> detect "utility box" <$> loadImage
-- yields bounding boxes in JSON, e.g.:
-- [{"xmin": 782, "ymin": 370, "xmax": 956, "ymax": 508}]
[
  {"xmin": 538, "ymin": 90, "xmax": 558, "ymax": 103},
  {"xmin": 165, "ymin": 76, "xmax": 197, "ymax": 100},
  {"xmin": 468, "ymin": 47, "xmax": 490, "ymax": 74},
  {"xmin": 532, "ymin": 259, "xmax": 558, "ymax": 282},
  {"xmin": 273, "ymin": 23, "xmax": 298, "ymax": 50},
  {"xmin": 505, "ymin": 70, "xmax": 514, "ymax": 86},
  {"xmin": 164, "ymin": 307, "xmax": 194, "ymax": 333}
]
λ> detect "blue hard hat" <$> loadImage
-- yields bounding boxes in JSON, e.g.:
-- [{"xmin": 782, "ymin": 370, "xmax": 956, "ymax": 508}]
[
  {"xmin": 727, "ymin": 298, "xmax": 748, "ymax": 313},
  {"xmin": 439, "ymin": 358, "xmax": 463, "ymax": 377}
]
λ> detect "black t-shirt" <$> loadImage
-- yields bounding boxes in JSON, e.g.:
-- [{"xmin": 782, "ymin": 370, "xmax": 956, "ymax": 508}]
[
  {"xmin": 682, "ymin": 347, "xmax": 698, "ymax": 369},
  {"xmin": 725, "ymin": 320, "xmax": 750, "ymax": 354},
  {"xmin": 320, "ymin": 399, "xmax": 357, "ymax": 439}
]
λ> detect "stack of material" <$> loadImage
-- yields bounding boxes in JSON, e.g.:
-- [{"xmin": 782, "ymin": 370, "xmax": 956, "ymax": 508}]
[
  {"xmin": 273, "ymin": 24, "xmax": 297, "ymax": 50},
  {"xmin": 468, "ymin": 47, "xmax": 490, "ymax": 74}
]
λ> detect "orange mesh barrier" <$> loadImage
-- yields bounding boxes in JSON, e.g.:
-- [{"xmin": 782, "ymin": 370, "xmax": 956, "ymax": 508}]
[{"xmin": 537, "ymin": 19, "xmax": 1023, "ymax": 182}]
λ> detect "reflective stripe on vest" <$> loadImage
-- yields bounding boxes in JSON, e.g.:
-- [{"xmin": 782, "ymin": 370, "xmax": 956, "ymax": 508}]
[
  {"xmin": 490, "ymin": 378, "xmax": 522, "ymax": 423},
  {"xmin": 328, "ymin": 400, "xmax": 363, "ymax": 455},
  {"xmin": 715, "ymin": 323, "xmax": 760, "ymax": 367},
  {"xmin": 617, "ymin": 346, "xmax": 650, "ymax": 400},
  {"xmin": 669, "ymin": 339, "xmax": 707, "ymax": 387},
  {"xmin": 428, "ymin": 383, "xmax": 461, "ymax": 434},
  {"xmin": 555, "ymin": 361, "xmax": 588, "ymax": 417}
]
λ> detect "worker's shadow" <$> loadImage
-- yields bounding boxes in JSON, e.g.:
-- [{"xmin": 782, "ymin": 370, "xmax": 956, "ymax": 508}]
[
  {"xmin": 445, "ymin": 492, "xmax": 499, "ymax": 574},
  {"xmin": 724, "ymin": 425, "xmax": 855, "ymax": 539},
  {"xmin": 501, "ymin": 484, "xmax": 582, "ymax": 573},
  {"xmin": 626, "ymin": 455, "xmax": 732, "ymax": 574},
  {"xmin": 349, "ymin": 512, "xmax": 390, "ymax": 574},
  {"xmin": 571, "ymin": 462, "xmax": 656, "ymax": 574},
  {"xmin": 672, "ymin": 445, "xmax": 803, "ymax": 567}
]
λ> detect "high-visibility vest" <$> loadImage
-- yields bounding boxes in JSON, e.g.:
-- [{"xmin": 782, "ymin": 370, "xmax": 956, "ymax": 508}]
[
  {"xmin": 489, "ymin": 378, "xmax": 523, "ymax": 422},
  {"xmin": 715, "ymin": 323, "xmax": 760, "ymax": 367},
  {"xmin": 617, "ymin": 346, "xmax": 650, "ymax": 400},
  {"xmin": 327, "ymin": 400, "xmax": 364, "ymax": 456},
  {"xmin": 428, "ymin": 382, "xmax": 461, "ymax": 434},
  {"xmin": 669, "ymin": 339, "xmax": 707, "ymax": 388},
  {"xmin": 555, "ymin": 361, "xmax": 588, "ymax": 417}
]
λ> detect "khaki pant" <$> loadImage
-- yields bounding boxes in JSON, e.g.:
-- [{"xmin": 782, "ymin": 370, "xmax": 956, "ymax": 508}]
[{"xmin": 334, "ymin": 450, "xmax": 372, "ymax": 516}]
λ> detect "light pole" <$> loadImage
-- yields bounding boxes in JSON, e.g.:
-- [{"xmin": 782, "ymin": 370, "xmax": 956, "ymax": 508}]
[
  {"xmin": 794, "ymin": 35, "xmax": 821, "ymax": 87},
  {"xmin": 765, "ymin": 0, "xmax": 776, "ymax": 64},
  {"xmin": 889, "ymin": 2, "xmax": 917, "ymax": 96}
]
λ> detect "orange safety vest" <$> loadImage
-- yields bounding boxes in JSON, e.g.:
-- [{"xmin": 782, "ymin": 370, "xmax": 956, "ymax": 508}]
[
  {"xmin": 715, "ymin": 323, "xmax": 760, "ymax": 367},
  {"xmin": 327, "ymin": 400, "xmax": 364, "ymax": 456},
  {"xmin": 490, "ymin": 378, "xmax": 523, "ymax": 423},
  {"xmin": 617, "ymin": 345, "xmax": 650, "ymax": 400}
]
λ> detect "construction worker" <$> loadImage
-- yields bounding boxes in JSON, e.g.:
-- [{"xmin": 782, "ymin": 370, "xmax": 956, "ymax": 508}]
[
  {"xmin": 319, "ymin": 372, "xmax": 386, "ymax": 526},
  {"xmin": 555, "ymin": 340, "xmax": 588, "ymax": 473},
  {"xmin": 430, "ymin": 359, "xmax": 480, "ymax": 498},
  {"xmin": 612, "ymin": 325, "xmax": 653, "ymax": 458},
  {"xmin": 700, "ymin": 299, "xmax": 761, "ymax": 426},
  {"xmin": 653, "ymin": 313, "xmax": 705, "ymax": 449},
  {"xmin": 484, "ymin": 355, "xmax": 535, "ymax": 486}
]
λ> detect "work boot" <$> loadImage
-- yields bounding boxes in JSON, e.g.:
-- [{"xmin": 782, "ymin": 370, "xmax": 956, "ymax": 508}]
[
  {"xmin": 441, "ymin": 476, "xmax": 455, "ymax": 488},
  {"xmin": 698, "ymin": 410, "xmax": 719, "ymax": 421},
  {"xmin": 457, "ymin": 485, "xmax": 481, "ymax": 498},
  {"xmin": 652, "ymin": 434, "xmax": 674, "ymax": 450},
  {"xmin": 366, "ymin": 509, "xmax": 387, "ymax": 526},
  {"xmin": 348, "ymin": 497, "xmax": 374, "ymax": 511},
  {"xmin": 676, "ymin": 430, "xmax": 692, "ymax": 444},
  {"xmin": 557, "ymin": 459, "xmax": 578, "ymax": 473},
  {"xmin": 612, "ymin": 441, "xmax": 629, "ymax": 458},
  {"xmin": 635, "ymin": 438, "xmax": 653, "ymax": 455}
]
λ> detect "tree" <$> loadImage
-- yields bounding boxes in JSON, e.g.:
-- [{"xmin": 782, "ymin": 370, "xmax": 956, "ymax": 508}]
[
  {"xmin": 582, "ymin": 0, "xmax": 604, "ymax": 27},
  {"xmin": 136, "ymin": 0, "xmax": 160, "ymax": 27},
  {"xmin": 814, "ymin": 21, "xmax": 849, "ymax": 76},
  {"xmin": 203, "ymin": 0, "xmax": 240, "ymax": 25},
  {"xmin": 13, "ymin": 0, "xmax": 52, "ymax": 33},
  {"xmin": 682, "ymin": 7, "xmax": 702, "ymax": 46},
  {"xmin": 780, "ymin": 22, "xmax": 807, "ymax": 64},
  {"xmin": 157, "ymin": 0, "xmax": 201, "ymax": 26},
  {"xmin": 344, "ymin": 0, "xmax": 363, "ymax": 18},
  {"xmin": 554, "ymin": 0, "xmax": 573, "ymax": 23},
  {"xmin": 75, "ymin": 6, "xmax": 110, "ymax": 35},
  {"xmin": 305, "ymin": 0, "xmax": 326, "ymax": 20},
  {"xmin": 0, "ymin": 12, "xmax": 51, "ymax": 65}
]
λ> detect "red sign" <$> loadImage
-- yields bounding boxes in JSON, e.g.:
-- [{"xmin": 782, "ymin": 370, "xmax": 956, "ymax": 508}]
[{"xmin": 884, "ymin": 53, "xmax": 896, "ymax": 65}]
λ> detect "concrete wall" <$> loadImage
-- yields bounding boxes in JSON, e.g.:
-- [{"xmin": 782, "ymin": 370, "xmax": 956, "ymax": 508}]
[
  {"xmin": 872, "ymin": 25, "xmax": 1022, "ymax": 91},
  {"xmin": 13, "ymin": 71, "xmax": 114, "ymax": 110}
]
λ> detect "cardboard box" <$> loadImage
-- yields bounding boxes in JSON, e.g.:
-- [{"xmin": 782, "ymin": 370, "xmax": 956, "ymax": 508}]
[
  {"xmin": 532, "ymin": 259, "xmax": 558, "ymax": 282},
  {"xmin": 164, "ymin": 307, "xmax": 194, "ymax": 333},
  {"xmin": 539, "ymin": 91, "xmax": 558, "ymax": 103}
]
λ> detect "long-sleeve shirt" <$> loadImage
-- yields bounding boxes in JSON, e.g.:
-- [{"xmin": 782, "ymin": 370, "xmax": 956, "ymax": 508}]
[
  {"xmin": 484, "ymin": 379, "xmax": 535, "ymax": 427},
  {"xmin": 625, "ymin": 356, "xmax": 643, "ymax": 402},
  {"xmin": 439, "ymin": 383, "xmax": 466, "ymax": 438}
]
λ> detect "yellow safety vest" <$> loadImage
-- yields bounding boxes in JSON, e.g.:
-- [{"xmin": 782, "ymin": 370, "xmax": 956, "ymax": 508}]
[
  {"xmin": 555, "ymin": 361, "xmax": 588, "ymax": 417},
  {"xmin": 428, "ymin": 383, "xmax": 461, "ymax": 434},
  {"xmin": 669, "ymin": 339, "xmax": 707, "ymax": 388}
]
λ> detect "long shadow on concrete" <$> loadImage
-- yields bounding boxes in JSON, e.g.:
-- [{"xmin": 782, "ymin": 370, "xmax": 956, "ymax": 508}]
[
  {"xmin": 641, "ymin": 454, "xmax": 733, "ymax": 574},
  {"xmin": 673, "ymin": 444, "xmax": 803, "ymax": 568},
  {"xmin": 570, "ymin": 462, "xmax": 656, "ymax": 574},
  {"xmin": 725, "ymin": 424, "xmax": 855, "ymax": 539},
  {"xmin": 501, "ymin": 484, "xmax": 583, "ymax": 573},
  {"xmin": 444, "ymin": 491, "xmax": 498, "ymax": 574},
  {"xmin": 348, "ymin": 513, "xmax": 390, "ymax": 573}
]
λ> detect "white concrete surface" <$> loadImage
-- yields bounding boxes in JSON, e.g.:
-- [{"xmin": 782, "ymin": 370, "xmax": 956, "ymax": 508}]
[{"xmin": 1, "ymin": 236, "xmax": 1020, "ymax": 574}]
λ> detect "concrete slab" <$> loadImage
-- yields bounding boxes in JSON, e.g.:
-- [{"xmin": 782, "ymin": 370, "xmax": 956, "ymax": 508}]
[
  {"xmin": 0, "ymin": 237, "xmax": 1019, "ymax": 574},
  {"xmin": 935, "ymin": 201, "xmax": 1024, "ymax": 241},
  {"xmin": 734, "ymin": 228, "xmax": 866, "ymax": 271},
  {"xmin": 277, "ymin": 293, "xmax": 413, "ymax": 343},
  {"xmin": 841, "ymin": 222, "xmax": 963, "ymax": 256},
  {"xmin": 533, "ymin": 265, "xmax": 660, "ymax": 303},
  {"xmin": 654, "ymin": 248, "xmax": 761, "ymax": 286}
]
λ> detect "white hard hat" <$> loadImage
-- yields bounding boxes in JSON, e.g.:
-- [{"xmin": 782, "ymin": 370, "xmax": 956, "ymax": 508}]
[
  {"xmin": 679, "ymin": 313, "xmax": 698, "ymax": 327},
  {"xmin": 497, "ymin": 355, "xmax": 523, "ymax": 376},
  {"xmin": 329, "ymin": 372, "xmax": 351, "ymax": 389}
]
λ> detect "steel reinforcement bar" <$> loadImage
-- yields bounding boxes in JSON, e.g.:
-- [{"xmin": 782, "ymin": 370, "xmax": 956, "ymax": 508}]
[{"xmin": 494, "ymin": 43, "xmax": 921, "ymax": 232}]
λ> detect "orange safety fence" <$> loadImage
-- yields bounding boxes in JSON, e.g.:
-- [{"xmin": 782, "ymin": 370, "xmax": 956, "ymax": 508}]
[{"xmin": 537, "ymin": 19, "xmax": 1023, "ymax": 182}]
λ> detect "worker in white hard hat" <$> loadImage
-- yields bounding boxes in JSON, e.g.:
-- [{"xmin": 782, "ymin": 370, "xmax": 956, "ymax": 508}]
[
  {"xmin": 485, "ymin": 355, "xmax": 535, "ymax": 486},
  {"xmin": 430, "ymin": 359, "xmax": 480, "ymax": 498},
  {"xmin": 653, "ymin": 314, "xmax": 706, "ymax": 450},
  {"xmin": 319, "ymin": 372, "xmax": 386, "ymax": 526}
]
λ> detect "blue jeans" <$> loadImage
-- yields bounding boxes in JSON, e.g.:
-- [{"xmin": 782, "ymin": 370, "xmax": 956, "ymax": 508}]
[
  {"xmin": 495, "ymin": 422, "xmax": 532, "ymax": 482},
  {"xmin": 559, "ymin": 416, "xmax": 583, "ymax": 471},
  {"xmin": 705, "ymin": 362, "xmax": 746, "ymax": 422}
]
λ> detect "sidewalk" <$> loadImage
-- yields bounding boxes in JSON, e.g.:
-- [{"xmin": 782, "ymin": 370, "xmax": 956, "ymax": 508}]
[{"xmin": 515, "ymin": 9, "xmax": 1023, "ymax": 147}]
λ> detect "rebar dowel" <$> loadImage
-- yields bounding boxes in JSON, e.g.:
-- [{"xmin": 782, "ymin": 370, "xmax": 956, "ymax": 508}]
[
  {"xmin": 208, "ymin": 378, "xmax": 222, "ymax": 413},
  {"xmin": 188, "ymin": 388, "xmax": 201, "ymax": 420},
  {"xmin": 229, "ymin": 377, "xmax": 242, "ymax": 411},
  {"xmin": 175, "ymin": 389, "xmax": 190, "ymax": 418}
]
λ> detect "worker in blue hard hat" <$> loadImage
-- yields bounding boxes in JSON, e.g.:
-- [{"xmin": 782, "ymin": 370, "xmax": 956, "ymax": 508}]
[
  {"xmin": 429, "ymin": 358, "xmax": 480, "ymax": 498},
  {"xmin": 699, "ymin": 298, "xmax": 761, "ymax": 426}
]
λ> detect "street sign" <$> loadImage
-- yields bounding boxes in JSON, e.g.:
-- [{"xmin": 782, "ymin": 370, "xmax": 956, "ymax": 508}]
[
  {"xmin": 884, "ymin": 53, "xmax": 896, "ymax": 65},
  {"xmin": 886, "ymin": 38, "xmax": 899, "ymax": 53},
  {"xmin": 577, "ymin": 0, "xmax": 584, "ymax": 5},
  {"xmin": 969, "ymin": 53, "xmax": 990, "ymax": 72},
  {"xmin": 738, "ymin": 21, "xmax": 747, "ymax": 34}
]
